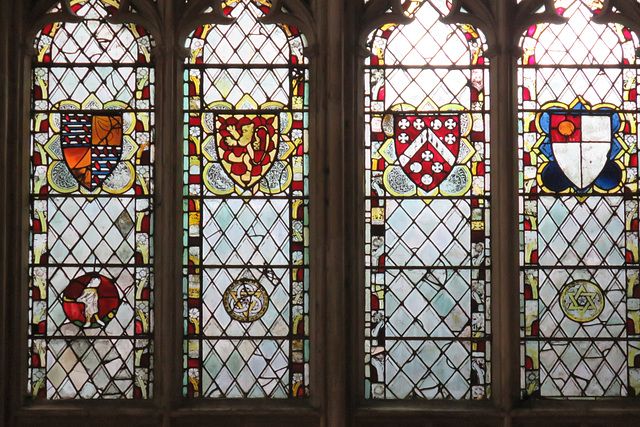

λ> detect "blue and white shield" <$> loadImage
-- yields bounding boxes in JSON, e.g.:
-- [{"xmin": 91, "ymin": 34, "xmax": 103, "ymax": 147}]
[
  {"xmin": 536, "ymin": 101, "xmax": 624, "ymax": 193},
  {"xmin": 549, "ymin": 113, "xmax": 612, "ymax": 189}
]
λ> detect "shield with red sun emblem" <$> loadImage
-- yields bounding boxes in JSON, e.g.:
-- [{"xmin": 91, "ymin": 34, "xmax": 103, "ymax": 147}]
[
  {"xmin": 394, "ymin": 114, "xmax": 460, "ymax": 191},
  {"xmin": 216, "ymin": 115, "xmax": 278, "ymax": 190},
  {"xmin": 60, "ymin": 113, "xmax": 123, "ymax": 191},
  {"xmin": 548, "ymin": 112, "xmax": 613, "ymax": 189}
]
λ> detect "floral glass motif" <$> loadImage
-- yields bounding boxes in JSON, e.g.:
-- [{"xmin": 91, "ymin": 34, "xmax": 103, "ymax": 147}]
[
  {"xmin": 29, "ymin": 0, "xmax": 155, "ymax": 399},
  {"xmin": 183, "ymin": 0, "xmax": 309, "ymax": 398},
  {"xmin": 519, "ymin": 0, "xmax": 640, "ymax": 398},
  {"xmin": 364, "ymin": 0, "xmax": 491, "ymax": 399}
]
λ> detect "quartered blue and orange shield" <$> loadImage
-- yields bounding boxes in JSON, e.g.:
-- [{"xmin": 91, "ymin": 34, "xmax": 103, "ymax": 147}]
[{"xmin": 60, "ymin": 113, "xmax": 123, "ymax": 190}]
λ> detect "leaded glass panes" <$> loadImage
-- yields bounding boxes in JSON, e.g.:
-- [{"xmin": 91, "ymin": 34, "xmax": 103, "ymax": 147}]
[
  {"xmin": 519, "ymin": 0, "xmax": 640, "ymax": 398},
  {"xmin": 364, "ymin": 0, "xmax": 491, "ymax": 399},
  {"xmin": 28, "ymin": 0, "xmax": 155, "ymax": 399},
  {"xmin": 183, "ymin": 0, "xmax": 309, "ymax": 398}
]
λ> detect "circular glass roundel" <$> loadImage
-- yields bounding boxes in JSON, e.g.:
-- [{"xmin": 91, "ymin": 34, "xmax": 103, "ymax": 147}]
[
  {"xmin": 223, "ymin": 278, "xmax": 269, "ymax": 322},
  {"xmin": 559, "ymin": 279, "xmax": 604, "ymax": 323},
  {"xmin": 62, "ymin": 273, "xmax": 121, "ymax": 328}
]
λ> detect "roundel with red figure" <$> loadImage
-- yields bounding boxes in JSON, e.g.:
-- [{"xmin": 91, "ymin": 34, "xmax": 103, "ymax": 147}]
[{"xmin": 62, "ymin": 273, "xmax": 121, "ymax": 328}]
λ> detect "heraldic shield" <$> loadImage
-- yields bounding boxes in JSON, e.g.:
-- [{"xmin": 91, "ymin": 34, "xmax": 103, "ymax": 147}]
[
  {"xmin": 548, "ymin": 112, "xmax": 614, "ymax": 189},
  {"xmin": 61, "ymin": 113, "xmax": 123, "ymax": 191},
  {"xmin": 394, "ymin": 114, "xmax": 460, "ymax": 191},
  {"xmin": 535, "ymin": 99, "xmax": 625, "ymax": 193},
  {"xmin": 215, "ymin": 114, "xmax": 278, "ymax": 191}
]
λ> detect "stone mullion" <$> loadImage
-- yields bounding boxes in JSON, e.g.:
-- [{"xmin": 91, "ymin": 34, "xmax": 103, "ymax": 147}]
[
  {"xmin": 153, "ymin": 0, "xmax": 182, "ymax": 418},
  {"xmin": 0, "ymin": 0, "xmax": 13, "ymax": 423},
  {"xmin": 317, "ymin": 0, "xmax": 348, "ymax": 425},
  {"xmin": 488, "ymin": 0, "xmax": 522, "ymax": 412}
]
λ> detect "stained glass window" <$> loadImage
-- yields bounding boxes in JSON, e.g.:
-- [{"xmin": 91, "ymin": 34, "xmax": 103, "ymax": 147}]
[
  {"xmin": 28, "ymin": 0, "xmax": 155, "ymax": 399},
  {"xmin": 519, "ymin": 0, "xmax": 640, "ymax": 398},
  {"xmin": 364, "ymin": 0, "xmax": 491, "ymax": 399},
  {"xmin": 183, "ymin": 0, "xmax": 309, "ymax": 398}
]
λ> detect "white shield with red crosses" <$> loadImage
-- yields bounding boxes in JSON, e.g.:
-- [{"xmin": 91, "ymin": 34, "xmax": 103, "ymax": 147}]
[{"xmin": 394, "ymin": 114, "xmax": 460, "ymax": 191}]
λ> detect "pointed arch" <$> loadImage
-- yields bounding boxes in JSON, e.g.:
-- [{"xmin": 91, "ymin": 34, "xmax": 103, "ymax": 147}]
[
  {"xmin": 363, "ymin": 0, "xmax": 491, "ymax": 400},
  {"xmin": 518, "ymin": 0, "xmax": 640, "ymax": 399},
  {"xmin": 182, "ymin": 0, "xmax": 310, "ymax": 399},
  {"xmin": 28, "ymin": 0, "xmax": 156, "ymax": 399}
]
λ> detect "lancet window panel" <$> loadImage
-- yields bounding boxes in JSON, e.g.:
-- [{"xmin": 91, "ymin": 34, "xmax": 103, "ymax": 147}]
[
  {"xmin": 183, "ymin": 0, "xmax": 309, "ymax": 399},
  {"xmin": 364, "ymin": 0, "xmax": 491, "ymax": 400},
  {"xmin": 28, "ymin": 0, "xmax": 155, "ymax": 399},
  {"xmin": 519, "ymin": 0, "xmax": 640, "ymax": 399}
]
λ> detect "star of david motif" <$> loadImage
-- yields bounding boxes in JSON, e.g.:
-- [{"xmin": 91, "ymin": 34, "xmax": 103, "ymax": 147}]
[
  {"xmin": 559, "ymin": 280, "xmax": 604, "ymax": 323},
  {"xmin": 222, "ymin": 278, "xmax": 269, "ymax": 322}
]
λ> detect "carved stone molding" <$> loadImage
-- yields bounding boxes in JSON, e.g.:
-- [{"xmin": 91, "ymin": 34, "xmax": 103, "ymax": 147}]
[
  {"xmin": 359, "ymin": 0, "xmax": 412, "ymax": 47},
  {"xmin": 359, "ymin": 0, "xmax": 497, "ymax": 57},
  {"xmin": 176, "ymin": 0, "xmax": 315, "ymax": 58},
  {"xmin": 26, "ymin": 0, "xmax": 162, "ymax": 56}
]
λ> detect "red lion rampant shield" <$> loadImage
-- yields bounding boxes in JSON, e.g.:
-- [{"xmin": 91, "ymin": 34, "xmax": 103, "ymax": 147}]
[
  {"xmin": 394, "ymin": 114, "xmax": 460, "ymax": 191},
  {"xmin": 216, "ymin": 115, "xmax": 278, "ymax": 190}
]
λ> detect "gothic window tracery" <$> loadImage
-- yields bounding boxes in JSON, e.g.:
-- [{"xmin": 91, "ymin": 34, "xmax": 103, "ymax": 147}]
[
  {"xmin": 183, "ymin": 0, "xmax": 310, "ymax": 398},
  {"xmin": 7, "ymin": 0, "xmax": 640, "ymax": 423},
  {"xmin": 518, "ymin": 0, "xmax": 640, "ymax": 398},
  {"xmin": 364, "ymin": 0, "xmax": 491, "ymax": 400},
  {"xmin": 28, "ymin": 0, "xmax": 155, "ymax": 399}
]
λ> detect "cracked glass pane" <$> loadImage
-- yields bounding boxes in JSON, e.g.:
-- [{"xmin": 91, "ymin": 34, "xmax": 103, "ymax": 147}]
[
  {"xmin": 183, "ymin": 0, "xmax": 309, "ymax": 398},
  {"xmin": 29, "ymin": 0, "xmax": 155, "ymax": 400},
  {"xmin": 364, "ymin": 0, "xmax": 491, "ymax": 400},
  {"xmin": 519, "ymin": 0, "xmax": 640, "ymax": 398}
]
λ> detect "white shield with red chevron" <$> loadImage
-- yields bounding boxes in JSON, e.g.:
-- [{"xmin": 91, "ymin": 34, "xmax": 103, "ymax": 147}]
[{"xmin": 394, "ymin": 114, "xmax": 460, "ymax": 191}]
